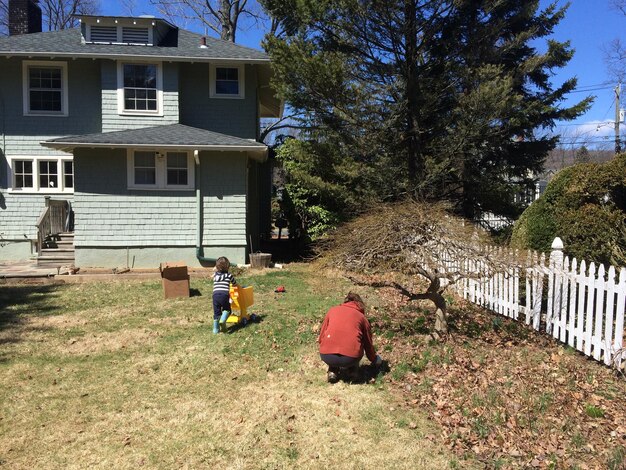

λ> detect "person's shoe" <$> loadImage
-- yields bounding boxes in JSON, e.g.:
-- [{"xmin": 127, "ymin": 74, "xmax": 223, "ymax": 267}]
[
  {"xmin": 219, "ymin": 311, "xmax": 230, "ymax": 332},
  {"xmin": 213, "ymin": 320, "xmax": 220, "ymax": 334},
  {"xmin": 327, "ymin": 371, "xmax": 339, "ymax": 383}
]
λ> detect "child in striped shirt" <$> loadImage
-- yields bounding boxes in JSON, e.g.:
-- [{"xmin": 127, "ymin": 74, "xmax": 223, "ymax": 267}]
[{"xmin": 213, "ymin": 256, "xmax": 237, "ymax": 334}]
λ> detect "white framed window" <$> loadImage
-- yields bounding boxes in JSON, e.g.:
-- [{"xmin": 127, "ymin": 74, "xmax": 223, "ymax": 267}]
[
  {"xmin": 117, "ymin": 61, "xmax": 163, "ymax": 115},
  {"xmin": 86, "ymin": 24, "xmax": 153, "ymax": 45},
  {"xmin": 210, "ymin": 64, "xmax": 245, "ymax": 99},
  {"xmin": 127, "ymin": 150, "xmax": 194, "ymax": 190},
  {"xmin": 22, "ymin": 60, "xmax": 69, "ymax": 116},
  {"xmin": 9, "ymin": 157, "xmax": 74, "ymax": 193}
]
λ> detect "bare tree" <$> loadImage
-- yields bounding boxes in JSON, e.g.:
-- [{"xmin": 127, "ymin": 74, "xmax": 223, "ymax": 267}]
[
  {"xmin": 0, "ymin": 0, "xmax": 99, "ymax": 35},
  {"xmin": 149, "ymin": 0, "xmax": 265, "ymax": 42},
  {"xmin": 319, "ymin": 201, "xmax": 519, "ymax": 337},
  {"xmin": 41, "ymin": 0, "xmax": 99, "ymax": 30},
  {"xmin": 611, "ymin": 0, "xmax": 626, "ymax": 15},
  {"xmin": 0, "ymin": 1, "xmax": 7, "ymax": 35},
  {"xmin": 606, "ymin": 1, "xmax": 626, "ymax": 81},
  {"xmin": 605, "ymin": 39, "xmax": 626, "ymax": 82}
]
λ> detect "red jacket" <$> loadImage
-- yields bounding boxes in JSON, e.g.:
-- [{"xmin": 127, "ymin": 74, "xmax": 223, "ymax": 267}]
[{"xmin": 318, "ymin": 301, "xmax": 377, "ymax": 362}]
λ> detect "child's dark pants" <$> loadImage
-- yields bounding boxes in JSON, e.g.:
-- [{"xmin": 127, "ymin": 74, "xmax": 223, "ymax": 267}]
[{"xmin": 213, "ymin": 291, "xmax": 230, "ymax": 320}]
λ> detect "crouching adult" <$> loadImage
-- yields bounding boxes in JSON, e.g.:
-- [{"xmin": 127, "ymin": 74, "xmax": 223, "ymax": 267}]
[{"xmin": 318, "ymin": 292, "xmax": 383, "ymax": 383}]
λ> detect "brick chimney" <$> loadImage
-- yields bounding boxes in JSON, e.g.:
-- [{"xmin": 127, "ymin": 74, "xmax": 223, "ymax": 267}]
[{"xmin": 9, "ymin": 0, "xmax": 42, "ymax": 36}]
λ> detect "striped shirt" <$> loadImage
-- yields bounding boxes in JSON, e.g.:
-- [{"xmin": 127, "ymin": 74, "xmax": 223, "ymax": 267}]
[{"xmin": 213, "ymin": 272, "xmax": 236, "ymax": 293}]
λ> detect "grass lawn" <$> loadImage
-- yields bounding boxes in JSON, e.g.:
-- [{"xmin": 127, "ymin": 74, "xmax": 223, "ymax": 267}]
[{"xmin": 0, "ymin": 265, "xmax": 456, "ymax": 469}]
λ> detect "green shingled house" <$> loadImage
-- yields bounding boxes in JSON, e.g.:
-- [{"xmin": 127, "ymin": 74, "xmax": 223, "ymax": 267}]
[{"xmin": 0, "ymin": 0, "xmax": 281, "ymax": 268}]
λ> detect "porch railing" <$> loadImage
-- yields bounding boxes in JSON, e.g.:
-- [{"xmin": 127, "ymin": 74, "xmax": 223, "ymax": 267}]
[{"xmin": 35, "ymin": 197, "xmax": 69, "ymax": 254}]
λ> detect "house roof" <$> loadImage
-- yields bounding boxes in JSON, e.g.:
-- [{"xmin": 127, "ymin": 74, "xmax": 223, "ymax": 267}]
[
  {"xmin": 41, "ymin": 124, "xmax": 268, "ymax": 159},
  {"xmin": 0, "ymin": 27, "xmax": 268, "ymax": 63}
]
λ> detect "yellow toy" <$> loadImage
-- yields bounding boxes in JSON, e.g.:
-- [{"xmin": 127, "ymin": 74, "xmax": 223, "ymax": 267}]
[{"xmin": 225, "ymin": 284, "xmax": 257, "ymax": 326}]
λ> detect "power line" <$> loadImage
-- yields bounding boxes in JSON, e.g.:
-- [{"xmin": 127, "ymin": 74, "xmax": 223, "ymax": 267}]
[
  {"xmin": 601, "ymin": 97, "xmax": 617, "ymax": 121},
  {"xmin": 567, "ymin": 86, "xmax": 614, "ymax": 94}
]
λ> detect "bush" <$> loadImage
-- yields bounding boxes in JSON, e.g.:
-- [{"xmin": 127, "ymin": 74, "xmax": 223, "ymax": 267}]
[
  {"xmin": 511, "ymin": 154, "xmax": 626, "ymax": 266},
  {"xmin": 274, "ymin": 138, "xmax": 377, "ymax": 241}
]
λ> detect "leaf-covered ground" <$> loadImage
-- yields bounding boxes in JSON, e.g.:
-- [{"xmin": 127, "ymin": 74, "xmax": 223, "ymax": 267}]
[{"xmin": 369, "ymin": 287, "xmax": 626, "ymax": 469}]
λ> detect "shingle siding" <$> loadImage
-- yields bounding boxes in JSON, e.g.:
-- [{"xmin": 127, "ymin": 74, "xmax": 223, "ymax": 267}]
[
  {"xmin": 0, "ymin": 32, "xmax": 267, "ymax": 265},
  {"xmin": 73, "ymin": 148, "xmax": 247, "ymax": 247},
  {"xmin": 101, "ymin": 61, "xmax": 179, "ymax": 132},
  {"xmin": 179, "ymin": 63, "xmax": 257, "ymax": 139},
  {"xmin": 0, "ymin": 57, "xmax": 101, "ymax": 156},
  {"xmin": 0, "ymin": 192, "xmax": 72, "ymax": 239}
]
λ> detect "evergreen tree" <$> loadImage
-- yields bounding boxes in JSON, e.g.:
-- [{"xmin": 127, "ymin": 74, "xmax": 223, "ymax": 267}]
[
  {"xmin": 263, "ymin": 0, "xmax": 592, "ymax": 222},
  {"xmin": 574, "ymin": 145, "xmax": 591, "ymax": 164}
]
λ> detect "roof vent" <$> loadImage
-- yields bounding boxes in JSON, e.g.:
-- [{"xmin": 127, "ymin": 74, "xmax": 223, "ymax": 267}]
[
  {"xmin": 200, "ymin": 36, "xmax": 207, "ymax": 48},
  {"xmin": 122, "ymin": 26, "xmax": 149, "ymax": 45},
  {"xmin": 90, "ymin": 25, "xmax": 117, "ymax": 43}
]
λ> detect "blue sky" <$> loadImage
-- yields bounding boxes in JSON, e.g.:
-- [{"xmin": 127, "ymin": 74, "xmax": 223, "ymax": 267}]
[{"xmin": 102, "ymin": 0, "xmax": 625, "ymax": 147}]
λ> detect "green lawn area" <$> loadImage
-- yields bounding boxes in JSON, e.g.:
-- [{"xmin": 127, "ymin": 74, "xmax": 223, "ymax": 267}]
[{"xmin": 0, "ymin": 265, "xmax": 457, "ymax": 469}]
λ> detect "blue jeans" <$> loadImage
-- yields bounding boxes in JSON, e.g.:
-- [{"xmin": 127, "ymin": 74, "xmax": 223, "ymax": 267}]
[
  {"xmin": 213, "ymin": 291, "xmax": 230, "ymax": 320},
  {"xmin": 320, "ymin": 353, "xmax": 361, "ymax": 371}
]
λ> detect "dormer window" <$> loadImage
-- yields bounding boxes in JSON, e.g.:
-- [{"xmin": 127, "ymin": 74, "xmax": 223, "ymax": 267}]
[{"xmin": 86, "ymin": 24, "xmax": 153, "ymax": 45}]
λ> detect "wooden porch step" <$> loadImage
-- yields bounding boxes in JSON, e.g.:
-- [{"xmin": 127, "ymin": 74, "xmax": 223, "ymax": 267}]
[
  {"xmin": 41, "ymin": 248, "xmax": 74, "ymax": 254},
  {"xmin": 38, "ymin": 232, "xmax": 75, "ymax": 267},
  {"xmin": 37, "ymin": 258, "xmax": 75, "ymax": 267}
]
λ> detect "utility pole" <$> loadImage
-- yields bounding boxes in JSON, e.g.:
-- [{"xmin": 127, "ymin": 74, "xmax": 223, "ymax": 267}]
[{"xmin": 616, "ymin": 84, "xmax": 622, "ymax": 155}]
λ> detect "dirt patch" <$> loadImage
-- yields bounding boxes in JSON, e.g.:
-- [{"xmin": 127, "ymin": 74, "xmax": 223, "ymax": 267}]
[
  {"xmin": 61, "ymin": 329, "xmax": 159, "ymax": 355},
  {"xmin": 24, "ymin": 314, "xmax": 89, "ymax": 329}
]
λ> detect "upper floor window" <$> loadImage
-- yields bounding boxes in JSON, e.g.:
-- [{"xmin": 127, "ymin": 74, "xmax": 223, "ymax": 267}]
[
  {"xmin": 127, "ymin": 150, "xmax": 194, "ymax": 190},
  {"xmin": 210, "ymin": 64, "xmax": 245, "ymax": 99},
  {"xmin": 22, "ymin": 60, "xmax": 68, "ymax": 116},
  {"xmin": 117, "ymin": 62, "xmax": 163, "ymax": 115},
  {"xmin": 9, "ymin": 157, "xmax": 73, "ymax": 193}
]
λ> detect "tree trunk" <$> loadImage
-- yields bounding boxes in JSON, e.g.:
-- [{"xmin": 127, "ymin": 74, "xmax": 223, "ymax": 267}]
[
  {"xmin": 430, "ymin": 291, "xmax": 448, "ymax": 336},
  {"xmin": 404, "ymin": 0, "xmax": 422, "ymax": 189},
  {"xmin": 219, "ymin": 0, "xmax": 234, "ymax": 42}
]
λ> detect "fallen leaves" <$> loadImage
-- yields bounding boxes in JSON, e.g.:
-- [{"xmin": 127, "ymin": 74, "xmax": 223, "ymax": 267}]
[{"xmin": 370, "ymin": 289, "xmax": 626, "ymax": 468}]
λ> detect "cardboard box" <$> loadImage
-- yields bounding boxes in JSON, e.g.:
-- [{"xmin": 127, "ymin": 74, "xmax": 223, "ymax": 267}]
[{"xmin": 160, "ymin": 262, "xmax": 190, "ymax": 299}]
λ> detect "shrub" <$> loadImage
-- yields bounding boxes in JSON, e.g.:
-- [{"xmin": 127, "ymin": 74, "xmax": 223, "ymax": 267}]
[{"xmin": 511, "ymin": 154, "xmax": 626, "ymax": 266}]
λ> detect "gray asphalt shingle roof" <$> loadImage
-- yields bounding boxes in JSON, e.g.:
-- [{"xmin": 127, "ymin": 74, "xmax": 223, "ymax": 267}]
[
  {"xmin": 0, "ymin": 27, "xmax": 268, "ymax": 62},
  {"xmin": 42, "ymin": 124, "xmax": 267, "ymax": 152}
]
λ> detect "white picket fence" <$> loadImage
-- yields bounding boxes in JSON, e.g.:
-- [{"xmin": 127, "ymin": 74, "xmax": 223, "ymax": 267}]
[{"xmin": 454, "ymin": 238, "xmax": 626, "ymax": 368}]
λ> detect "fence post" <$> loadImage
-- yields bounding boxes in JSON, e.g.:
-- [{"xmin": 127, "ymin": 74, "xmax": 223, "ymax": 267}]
[{"xmin": 547, "ymin": 237, "xmax": 564, "ymax": 335}]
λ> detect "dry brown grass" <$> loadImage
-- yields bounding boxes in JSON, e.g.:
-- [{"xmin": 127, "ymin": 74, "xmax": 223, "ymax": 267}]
[{"xmin": 0, "ymin": 266, "xmax": 462, "ymax": 469}]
